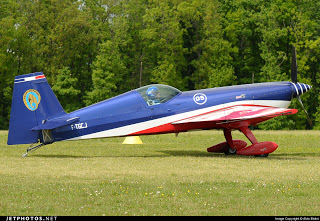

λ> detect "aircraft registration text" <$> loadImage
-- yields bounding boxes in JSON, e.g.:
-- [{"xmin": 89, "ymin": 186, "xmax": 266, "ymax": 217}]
[{"xmin": 71, "ymin": 122, "xmax": 88, "ymax": 130}]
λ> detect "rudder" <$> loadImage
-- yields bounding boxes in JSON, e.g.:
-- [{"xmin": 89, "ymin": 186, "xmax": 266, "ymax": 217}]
[{"xmin": 7, "ymin": 72, "xmax": 65, "ymax": 145}]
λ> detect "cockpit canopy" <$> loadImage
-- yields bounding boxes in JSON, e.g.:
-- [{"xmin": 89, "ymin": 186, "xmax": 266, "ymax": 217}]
[{"xmin": 136, "ymin": 84, "xmax": 181, "ymax": 106}]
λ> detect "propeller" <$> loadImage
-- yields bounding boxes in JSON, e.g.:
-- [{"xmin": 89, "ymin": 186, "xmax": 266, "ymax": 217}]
[
  {"xmin": 291, "ymin": 46, "xmax": 312, "ymax": 127},
  {"xmin": 291, "ymin": 46, "xmax": 298, "ymax": 84}
]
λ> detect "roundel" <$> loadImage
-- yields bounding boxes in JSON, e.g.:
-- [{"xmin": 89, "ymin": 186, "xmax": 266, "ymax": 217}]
[
  {"xmin": 23, "ymin": 89, "xmax": 41, "ymax": 111},
  {"xmin": 193, "ymin": 93, "xmax": 207, "ymax": 105}
]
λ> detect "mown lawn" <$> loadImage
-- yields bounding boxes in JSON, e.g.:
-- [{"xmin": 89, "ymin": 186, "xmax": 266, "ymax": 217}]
[{"xmin": 0, "ymin": 130, "xmax": 319, "ymax": 216}]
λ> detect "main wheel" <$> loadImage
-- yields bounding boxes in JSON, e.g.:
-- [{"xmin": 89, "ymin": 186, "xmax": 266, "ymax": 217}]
[{"xmin": 224, "ymin": 147, "xmax": 237, "ymax": 155}]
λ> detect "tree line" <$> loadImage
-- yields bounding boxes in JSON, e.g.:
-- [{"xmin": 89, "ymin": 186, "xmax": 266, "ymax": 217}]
[{"xmin": 1, "ymin": 0, "xmax": 320, "ymax": 130}]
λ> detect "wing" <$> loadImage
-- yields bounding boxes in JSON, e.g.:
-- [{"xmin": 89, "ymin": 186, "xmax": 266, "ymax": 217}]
[
  {"xmin": 130, "ymin": 104, "xmax": 298, "ymax": 136},
  {"xmin": 172, "ymin": 105, "xmax": 298, "ymax": 125}
]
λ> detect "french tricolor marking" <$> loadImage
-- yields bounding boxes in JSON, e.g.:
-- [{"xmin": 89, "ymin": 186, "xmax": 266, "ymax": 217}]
[{"xmin": 14, "ymin": 74, "xmax": 46, "ymax": 84}]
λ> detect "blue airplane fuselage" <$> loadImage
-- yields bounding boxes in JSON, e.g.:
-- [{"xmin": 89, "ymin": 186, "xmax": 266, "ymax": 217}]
[{"xmin": 50, "ymin": 81, "xmax": 304, "ymax": 142}]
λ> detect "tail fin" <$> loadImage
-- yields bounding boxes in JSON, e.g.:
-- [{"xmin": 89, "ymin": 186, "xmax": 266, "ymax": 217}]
[{"xmin": 7, "ymin": 72, "xmax": 65, "ymax": 145}]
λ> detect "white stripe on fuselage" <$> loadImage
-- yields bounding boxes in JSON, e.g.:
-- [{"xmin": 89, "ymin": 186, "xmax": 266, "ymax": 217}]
[{"xmin": 66, "ymin": 100, "xmax": 290, "ymax": 141}]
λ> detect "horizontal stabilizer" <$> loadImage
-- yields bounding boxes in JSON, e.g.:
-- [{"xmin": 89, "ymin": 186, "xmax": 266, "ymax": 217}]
[{"xmin": 30, "ymin": 116, "xmax": 79, "ymax": 131}]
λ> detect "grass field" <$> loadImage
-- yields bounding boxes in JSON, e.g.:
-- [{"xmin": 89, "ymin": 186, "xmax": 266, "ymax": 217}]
[{"xmin": 0, "ymin": 130, "xmax": 319, "ymax": 216}]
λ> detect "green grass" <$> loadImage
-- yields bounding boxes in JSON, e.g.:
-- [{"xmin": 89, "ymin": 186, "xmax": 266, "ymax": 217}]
[{"xmin": 0, "ymin": 130, "xmax": 319, "ymax": 216}]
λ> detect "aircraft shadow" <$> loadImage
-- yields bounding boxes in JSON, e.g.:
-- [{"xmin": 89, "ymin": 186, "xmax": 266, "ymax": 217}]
[
  {"xmin": 32, "ymin": 154, "xmax": 166, "ymax": 158},
  {"xmin": 160, "ymin": 150, "xmax": 314, "ymax": 160},
  {"xmin": 159, "ymin": 150, "xmax": 225, "ymax": 158},
  {"xmin": 33, "ymin": 152, "xmax": 220, "ymax": 159},
  {"xmin": 33, "ymin": 154, "xmax": 89, "ymax": 159},
  {"xmin": 32, "ymin": 151, "xmax": 316, "ymax": 160}
]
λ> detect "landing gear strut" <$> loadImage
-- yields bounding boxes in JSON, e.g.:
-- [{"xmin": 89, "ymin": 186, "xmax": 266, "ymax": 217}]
[
  {"xmin": 223, "ymin": 129, "xmax": 240, "ymax": 155},
  {"xmin": 22, "ymin": 143, "xmax": 46, "ymax": 157},
  {"xmin": 207, "ymin": 126, "xmax": 278, "ymax": 157},
  {"xmin": 237, "ymin": 127, "xmax": 270, "ymax": 157},
  {"xmin": 22, "ymin": 129, "xmax": 53, "ymax": 157}
]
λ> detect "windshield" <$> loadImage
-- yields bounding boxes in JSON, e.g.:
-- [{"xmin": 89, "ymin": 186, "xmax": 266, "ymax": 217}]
[{"xmin": 136, "ymin": 84, "xmax": 181, "ymax": 106}]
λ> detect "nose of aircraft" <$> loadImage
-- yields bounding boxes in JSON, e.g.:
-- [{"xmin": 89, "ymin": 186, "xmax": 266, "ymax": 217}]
[{"xmin": 292, "ymin": 82, "xmax": 312, "ymax": 97}]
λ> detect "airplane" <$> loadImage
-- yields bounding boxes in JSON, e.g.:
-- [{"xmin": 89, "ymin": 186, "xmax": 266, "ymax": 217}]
[{"xmin": 7, "ymin": 46, "xmax": 312, "ymax": 157}]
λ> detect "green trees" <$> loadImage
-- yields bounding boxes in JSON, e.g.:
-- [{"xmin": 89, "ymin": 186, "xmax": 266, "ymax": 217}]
[
  {"xmin": 0, "ymin": 0, "xmax": 99, "ymax": 115},
  {"xmin": 1, "ymin": 0, "xmax": 319, "ymax": 130},
  {"xmin": 190, "ymin": 0, "xmax": 236, "ymax": 89},
  {"xmin": 142, "ymin": 1, "xmax": 186, "ymax": 89},
  {"xmin": 86, "ymin": 40, "xmax": 127, "ymax": 105}
]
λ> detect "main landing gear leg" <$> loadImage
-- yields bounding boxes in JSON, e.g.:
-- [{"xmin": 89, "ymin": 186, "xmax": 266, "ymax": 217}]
[
  {"xmin": 238, "ymin": 127, "xmax": 258, "ymax": 144},
  {"xmin": 223, "ymin": 129, "xmax": 237, "ymax": 155},
  {"xmin": 207, "ymin": 129, "xmax": 247, "ymax": 154},
  {"xmin": 237, "ymin": 126, "xmax": 278, "ymax": 157},
  {"xmin": 22, "ymin": 143, "xmax": 46, "ymax": 157},
  {"xmin": 207, "ymin": 127, "xmax": 278, "ymax": 157}
]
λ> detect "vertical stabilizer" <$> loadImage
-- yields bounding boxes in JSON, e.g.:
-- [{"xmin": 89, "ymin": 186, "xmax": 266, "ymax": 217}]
[{"xmin": 7, "ymin": 72, "xmax": 65, "ymax": 145}]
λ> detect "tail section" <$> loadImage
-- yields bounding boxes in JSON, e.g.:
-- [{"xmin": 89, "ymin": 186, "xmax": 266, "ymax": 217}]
[{"xmin": 7, "ymin": 72, "xmax": 65, "ymax": 145}]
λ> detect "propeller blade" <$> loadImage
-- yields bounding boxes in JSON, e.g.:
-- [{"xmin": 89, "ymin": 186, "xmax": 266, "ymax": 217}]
[
  {"xmin": 291, "ymin": 46, "xmax": 312, "ymax": 128},
  {"xmin": 291, "ymin": 46, "xmax": 298, "ymax": 83},
  {"xmin": 297, "ymin": 95, "xmax": 312, "ymax": 127}
]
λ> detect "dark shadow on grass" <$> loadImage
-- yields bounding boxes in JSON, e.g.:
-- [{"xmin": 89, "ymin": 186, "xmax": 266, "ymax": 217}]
[
  {"xmin": 33, "ymin": 154, "xmax": 90, "ymax": 158},
  {"xmin": 32, "ymin": 150, "xmax": 221, "ymax": 159},
  {"xmin": 32, "ymin": 154, "xmax": 167, "ymax": 158},
  {"xmin": 160, "ymin": 150, "xmax": 317, "ymax": 160},
  {"xmin": 31, "ymin": 150, "xmax": 318, "ymax": 160},
  {"xmin": 159, "ymin": 150, "xmax": 238, "ymax": 158}
]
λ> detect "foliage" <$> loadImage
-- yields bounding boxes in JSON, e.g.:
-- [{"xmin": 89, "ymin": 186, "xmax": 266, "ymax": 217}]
[
  {"xmin": 0, "ymin": 0, "xmax": 320, "ymax": 129},
  {"xmin": 86, "ymin": 40, "xmax": 127, "ymax": 105},
  {"xmin": 52, "ymin": 67, "xmax": 81, "ymax": 112}
]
